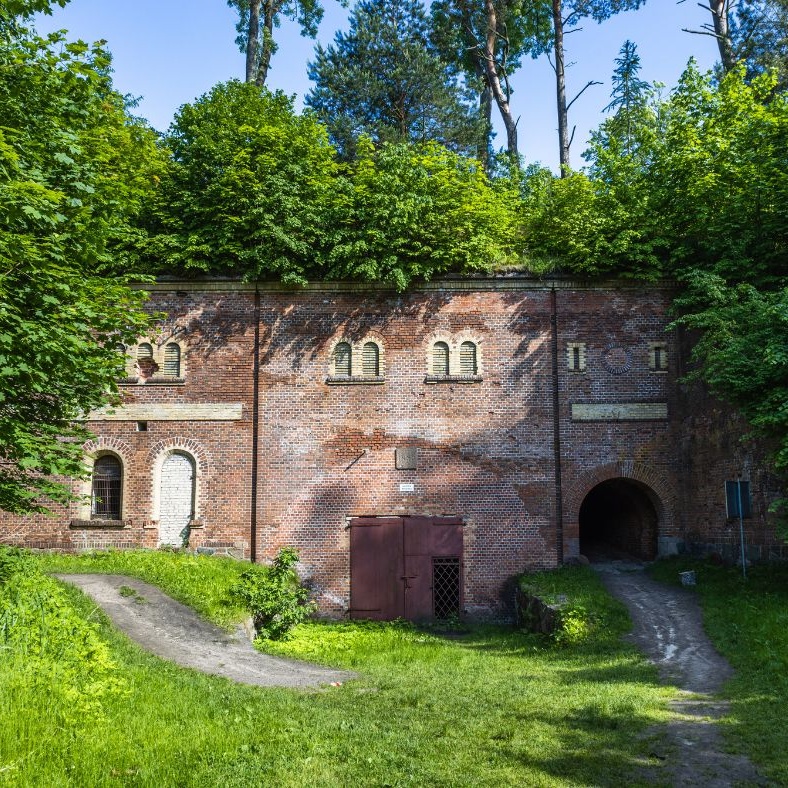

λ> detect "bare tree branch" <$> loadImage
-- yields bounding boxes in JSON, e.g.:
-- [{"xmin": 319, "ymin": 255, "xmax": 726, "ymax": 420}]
[{"xmin": 566, "ymin": 79, "xmax": 602, "ymax": 112}]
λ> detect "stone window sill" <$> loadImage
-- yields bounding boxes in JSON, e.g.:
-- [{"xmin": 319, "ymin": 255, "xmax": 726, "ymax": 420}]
[
  {"xmin": 326, "ymin": 376, "xmax": 385, "ymax": 385},
  {"xmin": 70, "ymin": 519, "xmax": 129, "ymax": 529},
  {"xmin": 119, "ymin": 377, "xmax": 186, "ymax": 386},
  {"xmin": 424, "ymin": 375, "xmax": 483, "ymax": 384}
]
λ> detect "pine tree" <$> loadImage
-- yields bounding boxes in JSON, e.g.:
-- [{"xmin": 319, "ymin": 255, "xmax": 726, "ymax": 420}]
[
  {"xmin": 603, "ymin": 40, "xmax": 651, "ymax": 156},
  {"xmin": 306, "ymin": 0, "xmax": 483, "ymax": 159}
]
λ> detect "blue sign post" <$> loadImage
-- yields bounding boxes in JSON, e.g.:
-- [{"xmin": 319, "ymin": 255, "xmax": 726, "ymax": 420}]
[{"xmin": 725, "ymin": 479, "xmax": 751, "ymax": 580}]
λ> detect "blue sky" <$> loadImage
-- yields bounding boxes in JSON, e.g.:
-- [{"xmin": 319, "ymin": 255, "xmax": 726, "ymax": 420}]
[{"xmin": 36, "ymin": 0, "xmax": 719, "ymax": 171}]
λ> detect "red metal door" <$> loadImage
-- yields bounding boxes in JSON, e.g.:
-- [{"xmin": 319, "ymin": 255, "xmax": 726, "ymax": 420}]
[
  {"xmin": 349, "ymin": 517, "xmax": 404, "ymax": 620},
  {"xmin": 403, "ymin": 517, "xmax": 436, "ymax": 620},
  {"xmin": 350, "ymin": 516, "xmax": 463, "ymax": 621}
]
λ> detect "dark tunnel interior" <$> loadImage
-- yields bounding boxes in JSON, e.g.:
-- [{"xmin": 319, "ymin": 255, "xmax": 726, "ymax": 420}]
[{"xmin": 579, "ymin": 478, "xmax": 659, "ymax": 561}]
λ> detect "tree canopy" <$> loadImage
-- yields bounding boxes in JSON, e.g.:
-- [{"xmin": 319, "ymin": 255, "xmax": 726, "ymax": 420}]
[
  {"xmin": 143, "ymin": 80, "xmax": 518, "ymax": 289},
  {"xmin": 305, "ymin": 0, "xmax": 482, "ymax": 159},
  {"xmin": 144, "ymin": 81, "xmax": 340, "ymax": 284},
  {"xmin": 0, "ymin": 13, "xmax": 163, "ymax": 511}
]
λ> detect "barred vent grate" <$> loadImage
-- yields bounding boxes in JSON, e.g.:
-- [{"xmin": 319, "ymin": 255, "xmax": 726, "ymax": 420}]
[
  {"xmin": 433, "ymin": 557, "xmax": 461, "ymax": 619},
  {"xmin": 432, "ymin": 342, "xmax": 449, "ymax": 376},
  {"xmin": 362, "ymin": 342, "xmax": 379, "ymax": 376},
  {"xmin": 334, "ymin": 342, "xmax": 351, "ymax": 376},
  {"xmin": 459, "ymin": 341, "xmax": 477, "ymax": 375},
  {"xmin": 163, "ymin": 343, "xmax": 181, "ymax": 376}
]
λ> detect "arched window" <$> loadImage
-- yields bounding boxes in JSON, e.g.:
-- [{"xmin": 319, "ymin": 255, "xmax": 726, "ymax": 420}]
[
  {"xmin": 432, "ymin": 342, "xmax": 450, "ymax": 376},
  {"xmin": 333, "ymin": 342, "xmax": 352, "ymax": 377},
  {"xmin": 362, "ymin": 342, "xmax": 379, "ymax": 377},
  {"xmin": 163, "ymin": 343, "xmax": 181, "ymax": 377},
  {"xmin": 91, "ymin": 455, "xmax": 122, "ymax": 520},
  {"xmin": 136, "ymin": 342, "xmax": 156, "ymax": 378},
  {"xmin": 459, "ymin": 341, "xmax": 477, "ymax": 375}
]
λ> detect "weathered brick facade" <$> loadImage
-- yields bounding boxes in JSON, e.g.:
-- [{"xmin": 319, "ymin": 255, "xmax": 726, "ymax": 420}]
[{"xmin": 1, "ymin": 278, "xmax": 782, "ymax": 617}]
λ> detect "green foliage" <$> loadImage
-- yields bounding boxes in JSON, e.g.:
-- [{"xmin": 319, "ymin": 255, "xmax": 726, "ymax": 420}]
[
  {"xmin": 230, "ymin": 547, "xmax": 316, "ymax": 640},
  {"xmin": 0, "ymin": 546, "xmax": 125, "ymax": 725},
  {"xmin": 39, "ymin": 548, "xmax": 252, "ymax": 627},
  {"xmin": 519, "ymin": 565, "xmax": 632, "ymax": 648},
  {"xmin": 306, "ymin": 0, "xmax": 483, "ymax": 159},
  {"xmin": 0, "ymin": 21, "xmax": 163, "ymax": 512},
  {"xmin": 2, "ymin": 552, "xmax": 671, "ymax": 785},
  {"xmin": 328, "ymin": 138, "xmax": 519, "ymax": 288},
  {"xmin": 673, "ymin": 276, "xmax": 788, "ymax": 473},
  {"xmin": 733, "ymin": 0, "xmax": 788, "ymax": 92},
  {"xmin": 650, "ymin": 557, "xmax": 788, "ymax": 783},
  {"xmin": 0, "ymin": 0, "xmax": 68, "ymax": 28},
  {"xmin": 145, "ymin": 86, "xmax": 518, "ymax": 289},
  {"xmin": 144, "ymin": 81, "xmax": 339, "ymax": 285}
]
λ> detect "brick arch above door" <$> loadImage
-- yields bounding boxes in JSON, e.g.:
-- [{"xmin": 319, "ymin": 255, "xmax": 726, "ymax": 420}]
[{"xmin": 564, "ymin": 460, "xmax": 677, "ymax": 534}]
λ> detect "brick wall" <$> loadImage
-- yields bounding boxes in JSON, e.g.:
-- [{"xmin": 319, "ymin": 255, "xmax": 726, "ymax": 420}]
[{"xmin": 0, "ymin": 278, "xmax": 782, "ymax": 616}]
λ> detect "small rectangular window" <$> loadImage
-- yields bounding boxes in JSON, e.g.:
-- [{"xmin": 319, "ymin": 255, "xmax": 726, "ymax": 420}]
[
  {"xmin": 725, "ymin": 480, "xmax": 752, "ymax": 518},
  {"xmin": 650, "ymin": 343, "xmax": 668, "ymax": 372},
  {"xmin": 567, "ymin": 343, "xmax": 586, "ymax": 372}
]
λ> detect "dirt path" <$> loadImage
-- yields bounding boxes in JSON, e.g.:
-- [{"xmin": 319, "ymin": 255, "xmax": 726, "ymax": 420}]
[
  {"xmin": 55, "ymin": 574, "xmax": 353, "ymax": 689},
  {"xmin": 595, "ymin": 562, "xmax": 766, "ymax": 786}
]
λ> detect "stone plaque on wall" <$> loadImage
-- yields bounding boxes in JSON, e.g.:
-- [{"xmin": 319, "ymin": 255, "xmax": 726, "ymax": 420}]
[{"xmin": 395, "ymin": 447, "xmax": 418, "ymax": 470}]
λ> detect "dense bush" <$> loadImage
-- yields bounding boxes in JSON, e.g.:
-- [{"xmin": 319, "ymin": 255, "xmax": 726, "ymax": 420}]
[{"xmin": 230, "ymin": 547, "xmax": 317, "ymax": 640}]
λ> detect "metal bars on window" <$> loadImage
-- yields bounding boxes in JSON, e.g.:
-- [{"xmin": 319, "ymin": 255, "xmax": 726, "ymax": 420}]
[
  {"xmin": 91, "ymin": 455, "xmax": 122, "ymax": 520},
  {"xmin": 362, "ymin": 342, "xmax": 379, "ymax": 376},
  {"xmin": 333, "ymin": 342, "xmax": 352, "ymax": 377},
  {"xmin": 432, "ymin": 557, "xmax": 461, "ymax": 619},
  {"xmin": 459, "ymin": 342, "xmax": 477, "ymax": 375},
  {"xmin": 432, "ymin": 342, "xmax": 450, "ymax": 376},
  {"xmin": 163, "ymin": 343, "xmax": 181, "ymax": 377}
]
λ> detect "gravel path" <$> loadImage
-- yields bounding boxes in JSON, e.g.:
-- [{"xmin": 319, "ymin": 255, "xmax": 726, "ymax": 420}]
[
  {"xmin": 595, "ymin": 562, "xmax": 766, "ymax": 786},
  {"xmin": 55, "ymin": 574, "xmax": 354, "ymax": 689}
]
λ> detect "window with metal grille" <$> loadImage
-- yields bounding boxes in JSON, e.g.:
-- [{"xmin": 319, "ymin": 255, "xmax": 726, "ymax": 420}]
[
  {"xmin": 567, "ymin": 342, "xmax": 586, "ymax": 372},
  {"xmin": 333, "ymin": 342, "xmax": 352, "ymax": 376},
  {"xmin": 650, "ymin": 343, "xmax": 668, "ymax": 372},
  {"xmin": 432, "ymin": 342, "xmax": 450, "ymax": 376},
  {"xmin": 362, "ymin": 342, "xmax": 379, "ymax": 376},
  {"xmin": 432, "ymin": 557, "xmax": 461, "ymax": 619},
  {"xmin": 459, "ymin": 341, "xmax": 477, "ymax": 375},
  {"xmin": 137, "ymin": 343, "xmax": 153, "ymax": 361},
  {"xmin": 163, "ymin": 343, "xmax": 181, "ymax": 377},
  {"xmin": 91, "ymin": 455, "xmax": 122, "ymax": 520}
]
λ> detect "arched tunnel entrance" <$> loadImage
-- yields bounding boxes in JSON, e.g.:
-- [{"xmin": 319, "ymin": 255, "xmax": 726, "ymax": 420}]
[{"xmin": 579, "ymin": 478, "xmax": 659, "ymax": 561}]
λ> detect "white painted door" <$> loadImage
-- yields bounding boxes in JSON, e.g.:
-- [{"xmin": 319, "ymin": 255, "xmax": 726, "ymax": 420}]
[{"xmin": 158, "ymin": 453, "xmax": 194, "ymax": 547}]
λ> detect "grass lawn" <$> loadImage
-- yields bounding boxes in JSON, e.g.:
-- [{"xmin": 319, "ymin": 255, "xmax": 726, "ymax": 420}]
[
  {"xmin": 1, "ymin": 551, "xmax": 672, "ymax": 786},
  {"xmin": 649, "ymin": 556, "xmax": 788, "ymax": 784}
]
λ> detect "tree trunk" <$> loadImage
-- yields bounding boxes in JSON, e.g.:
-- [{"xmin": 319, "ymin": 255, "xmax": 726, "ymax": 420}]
[
  {"xmin": 255, "ymin": 1, "xmax": 276, "ymax": 86},
  {"xmin": 479, "ymin": 82, "xmax": 493, "ymax": 172},
  {"xmin": 245, "ymin": 0, "xmax": 261, "ymax": 84},
  {"xmin": 708, "ymin": 0, "xmax": 736, "ymax": 72},
  {"xmin": 552, "ymin": 0, "xmax": 571, "ymax": 175},
  {"xmin": 484, "ymin": 0, "xmax": 518, "ymax": 162}
]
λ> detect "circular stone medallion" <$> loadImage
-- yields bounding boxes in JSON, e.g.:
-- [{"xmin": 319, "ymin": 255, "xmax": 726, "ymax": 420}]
[{"xmin": 601, "ymin": 344, "xmax": 632, "ymax": 375}]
